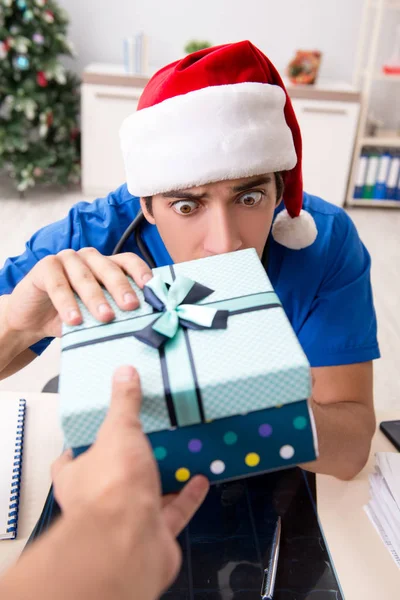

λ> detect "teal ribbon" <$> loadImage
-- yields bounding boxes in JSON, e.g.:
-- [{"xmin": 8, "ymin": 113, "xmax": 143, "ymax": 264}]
[{"xmin": 147, "ymin": 275, "xmax": 218, "ymax": 339}]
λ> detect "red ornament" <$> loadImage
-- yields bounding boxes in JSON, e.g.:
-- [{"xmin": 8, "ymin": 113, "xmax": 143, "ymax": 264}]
[
  {"xmin": 44, "ymin": 10, "xmax": 54, "ymax": 23},
  {"xmin": 46, "ymin": 111, "xmax": 53, "ymax": 126},
  {"xmin": 4, "ymin": 39, "xmax": 11, "ymax": 52},
  {"xmin": 37, "ymin": 71, "xmax": 48, "ymax": 87},
  {"xmin": 70, "ymin": 127, "xmax": 79, "ymax": 141}
]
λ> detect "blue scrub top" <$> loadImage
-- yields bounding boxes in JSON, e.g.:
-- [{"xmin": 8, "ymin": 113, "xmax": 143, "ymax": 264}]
[{"xmin": 0, "ymin": 183, "xmax": 380, "ymax": 367}]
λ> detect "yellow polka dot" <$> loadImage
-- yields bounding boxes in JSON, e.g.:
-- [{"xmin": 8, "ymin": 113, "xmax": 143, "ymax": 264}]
[
  {"xmin": 245, "ymin": 453, "xmax": 261, "ymax": 467},
  {"xmin": 175, "ymin": 467, "xmax": 191, "ymax": 482}
]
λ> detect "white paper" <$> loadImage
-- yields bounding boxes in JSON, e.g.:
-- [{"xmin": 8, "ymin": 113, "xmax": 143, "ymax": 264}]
[{"xmin": 364, "ymin": 452, "xmax": 400, "ymax": 570}]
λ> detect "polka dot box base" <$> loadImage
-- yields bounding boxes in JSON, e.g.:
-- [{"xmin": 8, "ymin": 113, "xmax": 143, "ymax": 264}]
[{"xmin": 73, "ymin": 399, "xmax": 317, "ymax": 494}]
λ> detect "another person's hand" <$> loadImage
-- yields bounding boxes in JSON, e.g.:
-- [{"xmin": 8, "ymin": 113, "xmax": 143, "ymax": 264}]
[
  {"xmin": 52, "ymin": 365, "xmax": 209, "ymax": 599},
  {"xmin": 3, "ymin": 248, "xmax": 152, "ymax": 339}
]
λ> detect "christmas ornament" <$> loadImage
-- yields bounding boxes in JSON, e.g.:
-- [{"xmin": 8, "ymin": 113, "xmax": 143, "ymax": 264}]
[
  {"xmin": 23, "ymin": 9, "xmax": 34, "ymax": 22},
  {"xmin": 37, "ymin": 71, "xmax": 48, "ymax": 87},
  {"xmin": 10, "ymin": 25, "xmax": 20, "ymax": 35},
  {"xmin": 0, "ymin": 41, "xmax": 8, "ymax": 60},
  {"xmin": 17, "ymin": 0, "xmax": 27, "ymax": 10},
  {"xmin": 0, "ymin": 95, "xmax": 14, "ymax": 120},
  {"xmin": 33, "ymin": 32, "xmax": 45, "ymax": 45},
  {"xmin": 2, "ymin": 0, "xmax": 13, "ymax": 7},
  {"xmin": 39, "ymin": 123, "xmax": 48, "ymax": 138},
  {"xmin": 39, "ymin": 111, "xmax": 52, "ymax": 137},
  {"xmin": 14, "ymin": 55, "xmax": 30, "ymax": 70},
  {"xmin": 33, "ymin": 167, "xmax": 43, "ymax": 177},
  {"xmin": 43, "ymin": 10, "xmax": 54, "ymax": 23},
  {"xmin": 24, "ymin": 99, "xmax": 37, "ymax": 120},
  {"xmin": 15, "ymin": 37, "xmax": 30, "ymax": 53},
  {"xmin": 70, "ymin": 127, "xmax": 79, "ymax": 141},
  {"xmin": 35, "ymin": 0, "xmax": 47, "ymax": 5}
]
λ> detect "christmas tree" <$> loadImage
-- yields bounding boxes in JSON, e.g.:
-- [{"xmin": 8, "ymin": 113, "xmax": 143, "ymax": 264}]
[{"xmin": 0, "ymin": 0, "xmax": 80, "ymax": 192}]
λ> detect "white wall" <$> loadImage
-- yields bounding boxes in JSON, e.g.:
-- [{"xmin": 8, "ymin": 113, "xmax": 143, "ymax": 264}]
[{"xmin": 59, "ymin": 0, "xmax": 365, "ymax": 83}]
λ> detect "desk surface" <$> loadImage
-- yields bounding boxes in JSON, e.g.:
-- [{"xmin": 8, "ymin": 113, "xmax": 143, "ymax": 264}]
[{"xmin": 0, "ymin": 391, "xmax": 398, "ymax": 598}]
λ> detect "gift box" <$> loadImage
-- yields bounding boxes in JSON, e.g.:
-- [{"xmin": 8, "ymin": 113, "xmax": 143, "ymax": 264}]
[{"xmin": 59, "ymin": 248, "xmax": 318, "ymax": 493}]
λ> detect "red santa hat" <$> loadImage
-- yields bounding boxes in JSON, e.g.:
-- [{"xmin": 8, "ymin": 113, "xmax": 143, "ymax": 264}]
[{"xmin": 120, "ymin": 40, "xmax": 317, "ymax": 250}]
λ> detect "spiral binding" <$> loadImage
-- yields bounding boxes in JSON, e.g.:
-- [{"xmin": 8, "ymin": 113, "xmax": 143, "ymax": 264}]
[{"xmin": 6, "ymin": 398, "xmax": 26, "ymax": 538}]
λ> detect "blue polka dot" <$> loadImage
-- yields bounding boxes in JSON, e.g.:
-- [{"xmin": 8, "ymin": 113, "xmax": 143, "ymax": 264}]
[
  {"xmin": 224, "ymin": 431, "xmax": 238, "ymax": 445},
  {"xmin": 154, "ymin": 446, "xmax": 167, "ymax": 461},
  {"xmin": 293, "ymin": 416, "xmax": 307, "ymax": 430}
]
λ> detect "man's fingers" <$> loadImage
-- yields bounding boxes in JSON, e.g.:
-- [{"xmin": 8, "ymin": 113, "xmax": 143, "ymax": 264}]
[
  {"xmin": 101, "ymin": 366, "xmax": 143, "ymax": 432},
  {"xmin": 51, "ymin": 448, "xmax": 73, "ymax": 482},
  {"xmin": 112, "ymin": 253, "xmax": 153, "ymax": 289},
  {"xmin": 59, "ymin": 250, "xmax": 115, "ymax": 323},
  {"xmin": 162, "ymin": 476, "xmax": 209, "ymax": 538},
  {"xmin": 34, "ymin": 255, "xmax": 83, "ymax": 326},
  {"xmin": 78, "ymin": 249, "xmax": 140, "ymax": 312}
]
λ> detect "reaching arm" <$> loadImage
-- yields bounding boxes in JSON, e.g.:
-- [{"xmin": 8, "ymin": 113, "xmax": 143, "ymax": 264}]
[{"xmin": 0, "ymin": 366, "xmax": 209, "ymax": 600}]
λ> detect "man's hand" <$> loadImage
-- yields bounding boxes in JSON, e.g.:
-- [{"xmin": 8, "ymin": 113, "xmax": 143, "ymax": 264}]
[
  {"xmin": 4, "ymin": 249, "xmax": 153, "ymax": 340},
  {"xmin": 51, "ymin": 365, "xmax": 209, "ymax": 598}
]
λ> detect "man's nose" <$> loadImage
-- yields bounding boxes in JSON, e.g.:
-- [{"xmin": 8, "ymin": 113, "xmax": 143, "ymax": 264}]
[{"xmin": 203, "ymin": 208, "xmax": 242, "ymax": 255}]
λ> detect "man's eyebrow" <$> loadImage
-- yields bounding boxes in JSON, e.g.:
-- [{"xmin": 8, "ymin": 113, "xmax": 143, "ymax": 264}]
[
  {"xmin": 161, "ymin": 190, "xmax": 209, "ymax": 200},
  {"xmin": 161, "ymin": 175, "xmax": 272, "ymax": 199},
  {"xmin": 232, "ymin": 176, "xmax": 272, "ymax": 192}
]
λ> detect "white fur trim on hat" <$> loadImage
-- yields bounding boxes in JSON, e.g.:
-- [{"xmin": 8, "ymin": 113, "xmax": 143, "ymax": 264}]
[
  {"xmin": 120, "ymin": 82, "xmax": 297, "ymax": 197},
  {"xmin": 271, "ymin": 209, "xmax": 318, "ymax": 250}
]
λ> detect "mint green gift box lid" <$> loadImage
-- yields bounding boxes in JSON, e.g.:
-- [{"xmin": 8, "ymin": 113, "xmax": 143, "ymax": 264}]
[{"xmin": 59, "ymin": 248, "xmax": 313, "ymax": 450}]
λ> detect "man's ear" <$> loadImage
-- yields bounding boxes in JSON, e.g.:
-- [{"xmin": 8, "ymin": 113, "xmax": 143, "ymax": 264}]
[{"xmin": 140, "ymin": 198, "xmax": 156, "ymax": 225}]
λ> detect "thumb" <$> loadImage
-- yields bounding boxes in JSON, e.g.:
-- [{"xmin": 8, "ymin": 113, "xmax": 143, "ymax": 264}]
[
  {"xmin": 51, "ymin": 448, "xmax": 73, "ymax": 482},
  {"xmin": 100, "ymin": 365, "xmax": 143, "ymax": 434}
]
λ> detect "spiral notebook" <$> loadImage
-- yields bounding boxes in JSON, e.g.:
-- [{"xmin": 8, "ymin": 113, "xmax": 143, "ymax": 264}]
[{"xmin": 0, "ymin": 399, "xmax": 26, "ymax": 540}]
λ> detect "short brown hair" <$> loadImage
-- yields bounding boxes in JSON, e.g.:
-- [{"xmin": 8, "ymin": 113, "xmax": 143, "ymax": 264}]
[{"xmin": 144, "ymin": 172, "xmax": 285, "ymax": 216}]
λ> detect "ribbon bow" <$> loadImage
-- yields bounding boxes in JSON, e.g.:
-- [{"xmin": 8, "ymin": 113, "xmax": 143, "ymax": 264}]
[{"xmin": 132, "ymin": 274, "xmax": 229, "ymax": 349}]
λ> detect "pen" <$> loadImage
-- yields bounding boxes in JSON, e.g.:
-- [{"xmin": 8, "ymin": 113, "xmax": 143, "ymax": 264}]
[{"xmin": 260, "ymin": 516, "xmax": 281, "ymax": 600}]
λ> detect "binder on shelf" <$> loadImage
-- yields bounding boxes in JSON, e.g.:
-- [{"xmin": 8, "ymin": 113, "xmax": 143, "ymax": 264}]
[
  {"xmin": 387, "ymin": 153, "xmax": 400, "ymax": 200},
  {"xmin": 373, "ymin": 152, "xmax": 391, "ymax": 200},
  {"xmin": 354, "ymin": 152, "xmax": 369, "ymax": 198},
  {"xmin": 362, "ymin": 153, "xmax": 380, "ymax": 199}
]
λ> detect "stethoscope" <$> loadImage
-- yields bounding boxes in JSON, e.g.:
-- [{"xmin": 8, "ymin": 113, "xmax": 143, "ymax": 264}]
[{"xmin": 112, "ymin": 209, "xmax": 271, "ymax": 271}]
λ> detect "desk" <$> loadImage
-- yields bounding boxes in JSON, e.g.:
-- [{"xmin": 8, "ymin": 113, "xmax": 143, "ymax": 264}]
[{"xmin": 0, "ymin": 392, "xmax": 399, "ymax": 598}]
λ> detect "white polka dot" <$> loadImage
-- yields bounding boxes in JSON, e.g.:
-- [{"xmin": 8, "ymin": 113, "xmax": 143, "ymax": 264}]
[
  {"xmin": 280, "ymin": 445, "xmax": 295, "ymax": 460},
  {"xmin": 210, "ymin": 460, "xmax": 226, "ymax": 475}
]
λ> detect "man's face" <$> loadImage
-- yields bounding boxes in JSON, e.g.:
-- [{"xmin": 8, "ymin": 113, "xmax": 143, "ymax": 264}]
[{"xmin": 140, "ymin": 174, "xmax": 280, "ymax": 263}]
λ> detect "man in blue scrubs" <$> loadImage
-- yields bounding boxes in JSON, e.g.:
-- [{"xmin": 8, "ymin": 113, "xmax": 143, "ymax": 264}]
[{"xmin": 0, "ymin": 41, "xmax": 379, "ymax": 480}]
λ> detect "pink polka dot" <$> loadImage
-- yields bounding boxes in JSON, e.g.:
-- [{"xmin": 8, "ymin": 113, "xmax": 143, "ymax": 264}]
[
  {"xmin": 259, "ymin": 424, "xmax": 273, "ymax": 438},
  {"xmin": 188, "ymin": 439, "xmax": 202, "ymax": 453}
]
